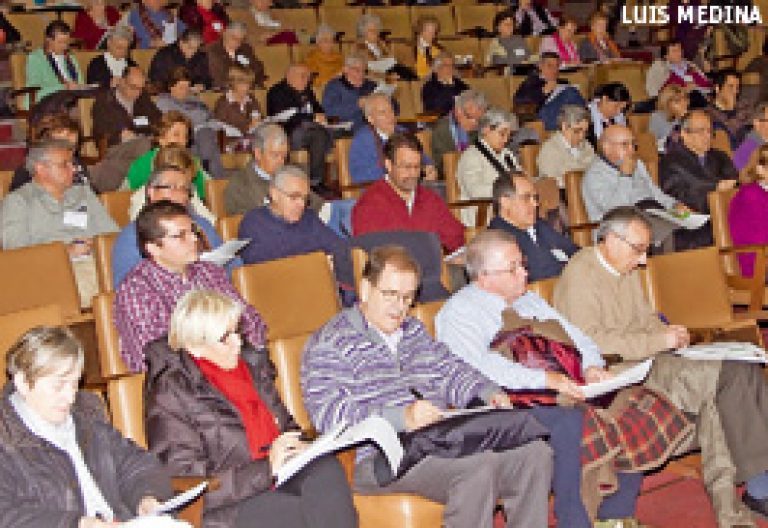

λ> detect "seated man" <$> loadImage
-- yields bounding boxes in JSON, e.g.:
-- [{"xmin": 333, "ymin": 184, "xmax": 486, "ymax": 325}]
[
  {"xmin": 421, "ymin": 52, "xmax": 469, "ymax": 117},
  {"xmin": 238, "ymin": 165, "xmax": 354, "ymax": 300},
  {"xmin": 431, "ymin": 89, "xmax": 487, "ymax": 177},
  {"xmin": 114, "ymin": 200, "xmax": 266, "ymax": 372},
  {"xmin": 537, "ymin": 104, "xmax": 596, "ymax": 189},
  {"xmin": 513, "ymin": 52, "xmax": 585, "ymax": 131},
  {"xmin": 554, "ymin": 206, "xmax": 768, "ymax": 526},
  {"xmin": 0, "ymin": 139, "xmax": 118, "ymax": 308},
  {"xmin": 112, "ymin": 165, "xmax": 239, "ymax": 288},
  {"xmin": 267, "ymin": 62, "xmax": 333, "ymax": 193},
  {"xmin": 704, "ymin": 69, "xmax": 752, "ymax": 149},
  {"xmin": 321, "ymin": 53, "xmax": 377, "ymax": 131},
  {"xmin": 25, "ymin": 21, "xmax": 84, "ymax": 109},
  {"xmin": 489, "ymin": 173, "xmax": 578, "ymax": 282},
  {"xmin": 206, "ymin": 22, "xmax": 265, "ymax": 89},
  {"xmin": 733, "ymin": 102, "xmax": 768, "ymax": 171},
  {"xmin": 349, "ymin": 94, "xmax": 436, "ymax": 184},
  {"xmin": 659, "ymin": 110, "xmax": 737, "ymax": 249},
  {"xmin": 148, "ymin": 28, "xmax": 212, "ymax": 91},
  {"xmin": 301, "ymin": 245, "xmax": 553, "ymax": 528},
  {"xmin": 352, "ymin": 132, "xmax": 464, "ymax": 252}
]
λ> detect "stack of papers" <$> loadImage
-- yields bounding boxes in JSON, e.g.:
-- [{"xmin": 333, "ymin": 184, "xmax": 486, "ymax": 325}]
[
  {"xmin": 200, "ymin": 239, "xmax": 250, "ymax": 266},
  {"xmin": 368, "ymin": 58, "xmax": 397, "ymax": 73},
  {"xmin": 645, "ymin": 209, "xmax": 710, "ymax": 230},
  {"xmin": 581, "ymin": 359, "xmax": 654, "ymax": 399},
  {"xmin": 674, "ymin": 342, "xmax": 768, "ymax": 363}
]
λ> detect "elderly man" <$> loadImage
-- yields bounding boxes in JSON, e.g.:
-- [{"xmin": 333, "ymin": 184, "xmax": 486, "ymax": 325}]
[
  {"xmin": 733, "ymin": 102, "xmax": 768, "ymax": 171},
  {"xmin": 321, "ymin": 53, "xmax": 377, "ymax": 131},
  {"xmin": 85, "ymin": 25, "xmax": 136, "ymax": 89},
  {"xmin": 148, "ymin": 28, "xmax": 212, "ymax": 91},
  {"xmin": 0, "ymin": 139, "xmax": 118, "ymax": 307},
  {"xmin": 352, "ymin": 132, "xmax": 464, "ymax": 252},
  {"xmin": 489, "ymin": 173, "xmax": 578, "ymax": 281},
  {"xmin": 537, "ymin": 104, "xmax": 596, "ymax": 188},
  {"xmin": 207, "ymin": 22, "xmax": 265, "ymax": 89},
  {"xmin": 114, "ymin": 200, "xmax": 266, "ymax": 372},
  {"xmin": 554, "ymin": 206, "xmax": 768, "ymax": 526},
  {"xmin": 302, "ymin": 244, "xmax": 553, "ymax": 528},
  {"xmin": 436, "ymin": 228, "xmax": 661, "ymax": 528},
  {"xmin": 421, "ymin": 52, "xmax": 469, "ymax": 116},
  {"xmin": 267, "ymin": 62, "xmax": 333, "ymax": 193},
  {"xmin": 431, "ymin": 89, "xmax": 487, "ymax": 177},
  {"xmin": 128, "ymin": 0, "xmax": 185, "ymax": 49},
  {"xmin": 349, "ymin": 94, "xmax": 436, "ymax": 184},
  {"xmin": 238, "ymin": 165, "xmax": 354, "ymax": 300},
  {"xmin": 659, "ymin": 110, "xmax": 738, "ymax": 249}
]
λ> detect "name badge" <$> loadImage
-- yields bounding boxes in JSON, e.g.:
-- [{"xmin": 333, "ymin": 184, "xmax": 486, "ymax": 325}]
[
  {"xmin": 63, "ymin": 210, "xmax": 88, "ymax": 229},
  {"xmin": 133, "ymin": 116, "xmax": 149, "ymax": 127},
  {"xmin": 236, "ymin": 54, "xmax": 250, "ymax": 66},
  {"xmin": 514, "ymin": 48, "xmax": 525, "ymax": 56},
  {"xmin": 682, "ymin": 74, "xmax": 693, "ymax": 83},
  {"xmin": 212, "ymin": 22, "xmax": 223, "ymax": 32},
  {"xmin": 551, "ymin": 248, "xmax": 569, "ymax": 262}
]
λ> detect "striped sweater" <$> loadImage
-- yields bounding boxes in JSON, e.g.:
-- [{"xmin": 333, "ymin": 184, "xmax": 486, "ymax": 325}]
[{"xmin": 301, "ymin": 306, "xmax": 499, "ymax": 458}]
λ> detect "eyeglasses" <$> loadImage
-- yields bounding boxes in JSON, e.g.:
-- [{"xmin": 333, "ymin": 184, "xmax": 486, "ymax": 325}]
[
  {"xmin": 514, "ymin": 192, "xmax": 539, "ymax": 203},
  {"xmin": 567, "ymin": 126, "xmax": 588, "ymax": 135},
  {"xmin": 45, "ymin": 159, "xmax": 74, "ymax": 169},
  {"xmin": 612, "ymin": 231, "xmax": 649, "ymax": 255},
  {"xmin": 163, "ymin": 225, "xmax": 199, "ymax": 241},
  {"xmin": 151, "ymin": 183, "xmax": 193, "ymax": 195},
  {"xmin": 374, "ymin": 286, "xmax": 417, "ymax": 306},
  {"xmin": 482, "ymin": 256, "xmax": 528, "ymax": 276},
  {"xmin": 274, "ymin": 186, "xmax": 309, "ymax": 202},
  {"xmin": 684, "ymin": 127, "xmax": 713, "ymax": 136}
]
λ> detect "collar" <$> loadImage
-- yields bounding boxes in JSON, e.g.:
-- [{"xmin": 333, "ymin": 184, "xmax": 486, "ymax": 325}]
[
  {"xmin": 595, "ymin": 246, "xmax": 620, "ymax": 277},
  {"xmin": 385, "ymin": 175, "xmax": 416, "ymax": 211},
  {"xmin": 557, "ymin": 131, "xmax": 581, "ymax": 156},
  {"xmin": 253, "ymin": 163, "xmax": 271, "ymax": 181},
  {"xmin": 417, "ymin": 36, "xmax": 430, "ymax": 50},
  {"xmin": 376, "ymin": 128, "xmax": 389, "ymax": 141}
]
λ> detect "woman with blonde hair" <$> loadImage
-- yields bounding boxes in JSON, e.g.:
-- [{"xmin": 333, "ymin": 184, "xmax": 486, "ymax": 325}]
[
  {"xmin": 213, "ymin": 64, "xmax": 263, "ymax": 135},
  {"xmin": 649, "ymin": 84, "xmax": 689, "ymax": 152},
  {"xmin": 304, "ymin": 24, "xmax": 343, "ymax": 87},
  {"xmin": 144, "ymin": 289, "xmax": 358, "ymax": 528},
  {"xmin": 729, "ymin": 143, "xmax": 768, "ymax": 280},
  {"xmin": 578, "ymin": 12, "xmax": 621, "ymax": 63}
]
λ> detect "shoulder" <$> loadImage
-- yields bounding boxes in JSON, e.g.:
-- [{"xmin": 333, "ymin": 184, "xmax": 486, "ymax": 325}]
[
  {"xmin": 560, "ymin": 247, "xmax": 596, "ymax": 278},
  {"xmin": 584, "ymin": 157, "xmax": 612, "ymax": 179}
]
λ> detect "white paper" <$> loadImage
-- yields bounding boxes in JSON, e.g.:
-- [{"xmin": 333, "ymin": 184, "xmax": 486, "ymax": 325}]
[
  {"xmin": 63, "ymin": 210, "xmax": 88, "ymax": 229},
  {"xmin": 161, "ymin": 20, "xmax": 177, "ymax": 44},
  {"xmin": 581, "ymin": 359, "xmax": 653, "ymax": 399},
  {"xmin": 645, "ymin": 209, "xmax": 710, "ymax": 230},
  {"xmin": 133, "ymin": 116, "xmax": 149, "ymax": 127},
  {"xmin": 236, "ymin": 54, "xmax": 250, "ymax": 66},
  {"xmin": 551, "ymin": 248, "xmax": 569, "ymax": 262},
  {"xmin": 154, "ymin": 481, "xmax": 208, "ymax": 515},
  {"xmin": 266, "ymin": 107, "xmax": 298, "ymax": 123},
  {"xmin": 275, "ymin": 416, "xmax": 403, "ymax": 487},
  {"xmin": 514, "ymin": 48, "xmax": 526, "ymax": 56},
  {"xmin": 123, "ymin": 515, "xmax": 191, "ymax": 528},
  {"xmin": 674, "ymin": 342, "xmax": 768, "ymax": 363},
  {"xmin": 199, "ymin": 239, "xmax": 250, "ymax": 266},
  {"xmin": 444, "ymin": 245, "xmax": 466, "ymax": 264},
  {"xmin": 324, "ymin": 121, "xmax": 354, "ymax": 131},
  {"xmin": 367, "ymin": 58, "xmax": 397, "ymax": 73},
  {"xmin": 373, "ymin": 82, "xmax": 396, "ymax": 97},
  {"xmin": 196, "ymin": 119, "xmax": 243, "ymax": 138}
]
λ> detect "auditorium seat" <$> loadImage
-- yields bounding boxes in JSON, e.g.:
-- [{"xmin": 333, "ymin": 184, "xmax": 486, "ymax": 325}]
[
  {"xmin": 410, "ymin": 5, "xmax": 455, "ymax": 37},
  {"xmin": 454, "ymin": 4, "xmax": 499, "ymax": 36},
  {"xmin": 464, "ymin": 76, "xmax": 511, "ymax": 111},
  {"xmin": 0, "ymin": 304, "xmax": 63, "ymax": 387},
  {"xmin": 205, "ymin": 178, "xmax": 230, "ymax": 219},
  {"xmin": 217, "ymin": 214, "xmax": 244, "ymax": 241},
  {"xmin": 368, "ymin": 6, "xmax": 412, "ymax": 40},
  {"xmin": 0, "ymin": 170, "xmax": 12, "ymax": 199},
  {"xmin": 563, "ymin": 170, "xmax": 597, "ymax": 247},
  {"xmin": 93, "ymin": 232, "xmax": 118, "ymax": 294},
  {"xmin": 99, "ymin": 189, "xmax": 133, "ymax": 228},
  {"xmin": 253, "ymin": 44, "xmax": 293, "ymax": 86},
  {"xmin": 93, "ymin": 292, "xmax": 129, "ymax": 380}
]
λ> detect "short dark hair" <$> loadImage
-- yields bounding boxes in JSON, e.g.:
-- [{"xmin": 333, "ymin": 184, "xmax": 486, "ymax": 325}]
[
  {"xmin": 540, "ymin": 51, "xmax": 561, "ymax": 63},
  {"xmin": 362, "ymin": 245, "xmax": 421, "ymax": 286},
  {"xmin": 383, "ymin": 132, "xmax": 423, "ymax": 162},
  {"xmin": 712, "ymin": 69, "xmax": 740, "ymax": 91},
  {"xmin": 493, "ymin": 9, "xmax": 515, "ymax": 32},
  {"xmin": 662, "ymin": 42, "xmax": 682, "ymax": 58},
  {"xmin": 166, "ymin": 66, "xmax": 192, "ymax": 92},
  {"xmin": 136, "ymin": 200, "xmax": 190, "ymax": 259},
  {"xmin": 179, "ymin": 27, "xmax": 203, "ymax": 43},
  {"xmin": 491, "ymin": 171, "xmax": 526, "ymax": 215},
  {"xmin": 45, "ymin": 20, "xmax": 71, "ymax": 39},
  {"xmin": 28, "ymin": 113, "xmax": 79, "ymax": 142},
  {"xmin": 595, "ymin": 82, "xmax": 631, "ymax": 104}
]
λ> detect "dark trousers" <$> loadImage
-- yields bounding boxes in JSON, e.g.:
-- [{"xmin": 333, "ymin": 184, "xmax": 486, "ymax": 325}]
[
  {"xmin": 234, "ymin": 455, "xmax": 358, "ymax": 528},
  {"xmin": 290, "ymin": 122, "xmax": 332, "ymax": 187},
  {"xmin": 529, "ymin": 406, "xmax": 643, "ymax": 527}
]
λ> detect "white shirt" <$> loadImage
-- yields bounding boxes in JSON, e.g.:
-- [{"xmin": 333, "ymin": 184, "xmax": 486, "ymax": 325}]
[
  {"xmin": 104, "ymin": 52, "xmax": 128, "ymax": 78},
  {"xmin": 558, "ymin": 131, "xmax": 581, "ymax": 159},
  {"xmin": 589, "ymin": 99, "xmax": 626, "ymax": 140},
  {"xmin": 253, "ymin": 9, "xmax": 281, "ymax": 28},
  {"xmin": 595, "ymin": 246, "xmax": 620, "ymax": 277}
]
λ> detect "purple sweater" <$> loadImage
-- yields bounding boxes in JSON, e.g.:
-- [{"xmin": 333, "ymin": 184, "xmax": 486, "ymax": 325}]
[{"xmin": 728, "ymin": 182, "xmax": 768, "ymax": 277}]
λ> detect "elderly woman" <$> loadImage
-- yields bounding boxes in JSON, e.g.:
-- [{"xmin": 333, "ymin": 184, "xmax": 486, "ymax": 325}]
[
  {"xmin": 25, "ymin": 20, "xmax": 84, "ymax": 108},
  {"xmin": 486, "ymin": 9, "xmax": 531, "ymax": 70},
  {"xmin": 539, "ymin": 16, "xmax": 580, "ymax": 66},
  {"xmin": 305, "ymin": 24, "xmax": 343, "ymax": 87},
  {"xmin": 457, "ymin": 107, "xmax": 522, "ymax": 225},
  {"xmin": 414, "ymin": 15, "xmax": 443, "ymax": 79},
  {"xmin": 537, "ymin": 104, "xmax": 596, "ymax": 188},
  {"xmin": 354, "ymin": 14, "xmax": 415, "ymax": 80},
  {"xmin": 144, "ymin": 289, "xmax": 358, "ymax": 528},
  {"xmin": 729, "ymin": 144, "xmax": 768, "ymax": 280},
  {"xmin": 213, "ymin": 65, "xmax": 263, "ymax": 136},
  {"xmin": 515, "ymin": 0, "xmax": 557, "ymax": 37},
  {"xmin": 578, "ymin": 11, "xmax": 621, "ymax": 63},
  {"xmin": 0, "ymin": 326, "xmax": 175, "ymax": 527},
  {"xmin": 86, "ymin": 25, "xmax": 136, "ymax": 88},
  {"xmin": 421, "ymin": 52, "xmax": 469, "ymax": 116},
  {"xmin": 178, "ymin": 0, "xmax": 228, "ymax": 44},
  {"xmin": 72, "ymin": 0, "xmax": 121, "ymax": 50},
  {"xmin": 649, "ymin": 84, "xmax": 689, "ymax": 152}
]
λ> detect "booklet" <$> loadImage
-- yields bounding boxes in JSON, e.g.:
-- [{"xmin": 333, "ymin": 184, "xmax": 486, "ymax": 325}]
[
  {"xmin": 373, "ymin": 82, "xmax": 396, "ymax": 97},
  {"xmin": 580, "ymin": 359, "xmax": 654, "ymax": 399},
  {"xmin": 444, "ymin": 245, "xmax": 466, "ymax": 265},
  {"xmin": 674, "ymin": 342, "xmax": 768, "ymax": 363},
  {"xmin": 199, "ymin": 239, "xmax": 250, "ymax": 266},
  {"xmin": 266, "ymin": 107, "xmax": 298, "ymax": 124},
  {"xmin": 645, "ymin": 209, "xmax": 710, "ymax": 230},
  {"xmin": 368, "ymin": 58, "xmax": 397, "ymax": 74},
  {"xmin": 275, "ymin": 416, "xmax": 403, "ymax": 487}
]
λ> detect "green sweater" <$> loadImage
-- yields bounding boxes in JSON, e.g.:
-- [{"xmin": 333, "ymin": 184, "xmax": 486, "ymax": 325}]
[
  {"xmin": 126, "ymin": 148, "xmax": 208, "ymax": 199},
  {"xmin": 25, "ymin": 48, "xmax": 84, "ymax": 109}
]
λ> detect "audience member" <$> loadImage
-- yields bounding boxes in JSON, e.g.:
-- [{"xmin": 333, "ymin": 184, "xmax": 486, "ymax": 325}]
[
  {"xmin": 536, "ymin": 104, "xmax": 595, "ymax": 188},
  {"xmin": 0, "ymin": 140, "xmax": 118, "ymax": 307},
  {"xmin": 213, "ymin": 65, "xmax": 262, "ymax": 136},
  {"xmin": 305, "ymin": 24, "xmax": 344, "ymax": 87},
  {"xmin": 178, "ymin": 0, "xmax": 228, "ymax": 44},
  {"xmin": 456, "ymin": 107, "xmax": 521, "ymax": 226},
  {"xmin": 485, "ymin": 10, "xmax": 531, "ymax": 70},
  {"xmin": 488, "ymin": 174, "xmax": 578, "ymax": 281},
  {"xmin": 354, "ymin": 14, "xmax": 416, "ymax": 81},
  {"xmin": 539, "ymin": 17, "xmax": 580, "ymax": 66},
  {"xmin": 86, "ymin": 26, "xmax": 137, "ymax": 89},
  {"xmin": 645, "ymin": 42, "xmax": 711, "ymax": 105},
  {"xmin": 114, "ymin": 200, "xmax": 265, "ymax": 372},
  {"xmin": 413, "ymin": 15, "xmax": 443, "ymax": 79},
  {"xmin": 148, "ymin": 28, "xmax": 213, "ymax": 91},
  {"xmin": 587, "ymin": 82, "xmax": 630, "ymax": 144},
  {"xmin": 321, "ymin": 53, "xmax": 377, "ymax": 131},
  {"xmin": 0, "ymin": 326, "xmax": 174, "ymax": 527},
  {"xmin": 733, "ymin": 102, "xmax": 768, "ymax": 171},
  {"xmin": 72, "ymin": 0, "xmax": 121, "ymax": 50},
  {"xmin": 128, "ymin": 0, "xmax": 185, "ymax": 49},
  {"xmin": 352, "ymin": 133, "xmax": 464, "ymax": 252},
  {"xmin": 207, "ymin": 21, "xmax": 265, "ymax": 89},
  {"xmin": 578, "ymin": 11, "xmax": 621, "ymax": 63},
  {"xmin": 431, "ymin": 89, "xmax": 487, "ymax": 176},
  {"xmin": 144, "ymin": 289, "xmax": 357, "ymax": 528},
  {"xmin": 267, "ymin": 62, "xmax": 333, "ymax": 192},
  {"xmin": 705, "ymin": 69, "xmax": 751, "ymax": 149},
  {"xmin": 729, "ymin": 144, "xmax": 768, "ymax": 279},
  {"xmin": 553, "ymin": 207, "xmax": 768, "ymax": 526},
  {"xmin": 649, "ymin": 85, "xmax": 689, "ymax": 153},
  {"xmin": 659, "ymin": 110, "xmax": 737, "ymax": 249},
  {"xmin": 244, "ymin": 0, "xmax": 298, "ymax": 45},
  {"xmin": 421, "ymin": 53, "xmax": 469, "ymax": 116},
  {"xmin": 514, "ymin": 0, "xmax": 557, "ymax": 37},
  {"xmin": 302, "ymin": 245, "xmax": 553, "ymax": 528},
  {"xmin": 25, "ymin": 21, "xmax": 83, "ymax": 109}
]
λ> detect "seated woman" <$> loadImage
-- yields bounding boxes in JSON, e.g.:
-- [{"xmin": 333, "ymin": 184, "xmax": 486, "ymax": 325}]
[
  {"xmin": 485, "ymin": 9, "xmax": 531, "ymax": 72},
  {"xmin": 421, "ymin": 52, "xmax": 469, "ymax": 116},
  {"xmin": 86, "ymin": 25, "xmax": 137, "ymax": 88},
  {"xmin": 649, "ymin": 84, "xmax": 689, "ymax": 152},
  {"xmin": 0, "ymin": 326, "xmax": 174, "ymax": 527},
  {"xmin": 178, "ymin": 0, "xmax": 229, "ymax": 44},
  {"xmin": 587, "ymin": 81, "xmax": 631, "ymax": 144},
  {"xmin": 578, "ymin": 11, "xmax": 621, "ymax": 63},
  {"xmin": 144, "ymin": 289, "xmax": 358, "ymax": 528},
  {"xmin": 72, "ymin": 0, "xmax": 121, "ymax": 50},
  {"xmin": 304, "ymin": 24, "xmax": 343, "ymax": 87},
  {"xmin": 213, "ymin": 64, "xmax": 263, "ymax": 137},
  {"xmin": 354, "ymin": 14, "xmax": 416, "ymax": 81},
  {"xmin": 25, "ymin": 20, "xmax": 84, "ymax": 109},
  {"xmin": 539, "ymin": 16, "xmax": 580, "ymax": 67},
  {"xmin": 456, "ymin": 107, "xmax": 522, "ymax": 226},
  {"xmin": 248, "ymin": 0, "xmax": 298, "ymax": 45},
  {"xmin": 514, "ymin": 0, "xmax": 557, "ymax": 37},
  {"xmin": 645, "ymin": 42, "xmax": 711, "ymax": 106},
  {"xmin": 413, "ymin": 15, "xmax": 443, "ymax": 79},
  {"xmin": 729, "ymin": 144, "xmax": 768, "ymax": 280}
]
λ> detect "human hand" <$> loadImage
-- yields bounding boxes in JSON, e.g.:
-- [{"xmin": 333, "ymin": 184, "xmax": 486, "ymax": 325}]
[
  {"xmin": 717, "ymin": 179, "xmax": 737, "ymax": 191},
  {"xmin": 584, "ymin": 366, "xmax": 613, "ymax": 384},
  {"xmin": 404, "ymin": 399, "xmax": 443, "ymax": 431},
  {"xmin": 67, "ymin": 239, "xmax": 93, "ymax": 258},
  {"xmin": 673, "ymin": 202, "xmax": 692, "ymax": 215},
  {"xmin": 545, "ymin": 371, "xmax": 585, "ymax": 400},
  {"xmin": 136, "ymin": 496, "xmax": 161, "ymax": 516},
  {"xmin": 269, "ymin": 431, "xmax": 307, "ymax": 473},
  {"xmin": 423, "ymin": 164, "xmax": 438, "ymax": 181},
  {"xmin": 664, "ymin": 325, "xmax": 690, "ymax": 349},
  {"xmin": 150, "ymin": 38, "xmax": 164, "ymax": 48},
  {"xmin": 78, "ymin": 517, "xmax": 121, "ymax": 528},
  {"xmin": 489, "ymin": 391, "xmax": 513, "ymax": 408}
]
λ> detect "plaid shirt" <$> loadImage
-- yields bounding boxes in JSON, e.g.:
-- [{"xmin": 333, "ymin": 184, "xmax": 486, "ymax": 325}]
[{"xmin": 114, "ymin": 259, "xmax": 267, "ymax": 372}]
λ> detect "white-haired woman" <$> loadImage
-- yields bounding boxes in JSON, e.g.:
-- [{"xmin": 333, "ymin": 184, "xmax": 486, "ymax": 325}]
[{"xmin": 144, "ymin": 289, "xmax": 358, "ymax": 528}]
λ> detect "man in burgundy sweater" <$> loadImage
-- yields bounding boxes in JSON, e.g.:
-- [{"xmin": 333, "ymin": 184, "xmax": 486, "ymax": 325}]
[{"xmin": 351, "ymin": 132, "xmax": 465, "ymax": 253}]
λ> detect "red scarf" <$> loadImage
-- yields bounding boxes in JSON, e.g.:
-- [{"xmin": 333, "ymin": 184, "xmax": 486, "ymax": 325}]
[
  {"xmin": 193, "ymin": 356, "xmax": 280, "ymax": 459},
  {"xmin": 554, "ymin": 32, "xmax": 579, "ymax": 64}
]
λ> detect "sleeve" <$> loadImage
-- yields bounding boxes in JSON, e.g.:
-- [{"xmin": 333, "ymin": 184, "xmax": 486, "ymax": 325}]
[
  {"xmin": 536, "ymin": 138, "xmax": 561, "ymax": 180},
  {"xmin": 321, "ymin": 81, "xmax": 345, "ymax": 120},
  {"xmin": 457, "ymin": 150, "xmax": 492, "ymax": 199},
  {"xmin": 638, "ymin": 160, "xmax": 677, "ymax": 210},
  {"xmin": 578, "ymin": 39, "xmax": 596, "ymax": 62},
  {"xmin": 0, "ymin": 192, "xmax": 30, "ymax": 249},
  {"xmin": 513, "ymin": 75, "xmax": 545, "ymax": 107},
  {"xmin": 114, "ymin": 281, "xmax": 168, "ymax": 372},
  {"xmin": 349, "ymin": 130, "xmax": 385, "ymax": 184},
  {"xmin": 26, "ymin": 51, "xmax": 59, "ymax": 102},
  {"xmin": 659, "ymin": 156, "xmax": 701, "ymax": 211},
  {"xmin": 314, "ymin": 217, "xmax": 354, "ymax": 288},
  {"xmin": 236, "ymin": 211, "xmax": 266, "ymax": 264},
  {"xmin": 729, "ymin": 187, "xmax": 768, "ymax": 246},
  {"xmin": 427, "ymin": 193, "xmax": 465, "ymax": 252},
  {"xmin": 110, "ymin": 228, "xmax": 139, "ymax": 289}
]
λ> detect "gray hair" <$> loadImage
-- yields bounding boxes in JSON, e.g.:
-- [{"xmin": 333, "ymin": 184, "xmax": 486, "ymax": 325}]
[
  {"xmin": 594, "ymin": 206, "xmax": 651, "ymax": 243},
  {"xmin": 455, "ymin": 90, "xmax": 488, "ymax": 112},
  {"xmin": 557, "ymin": 104, "xmax": 589, "ymax": 129},
  {"xmin": 478, "ymin": 107, "xmax": 518, "ymax": 135},
  {"xmin": 357, "ymin": 14, "xmax": 381, "ymax": 38},
  {"xmin": 107, "ymin": 24, "xmax": 133, "ymax": 43},
  {"xmin": 271, "ymin": 164, "xmax": 309, "ymax": 189},
  {"xmin": 431, "ymin": 52, "xmax": 453, "ymax": 72},
  {"xmin": 251, "ymin": 123, "xmax": 288, "ymax": 152},
  {"xmin": 344, "ymin": 52, "xmax": 366, "ymax": 68},
  {"xmin": 465, "ymin": 229, "xmax": 519, "ymax": 281},
  {"xmin": 225, "ymin": 21, "xmax": 247, "ymax": 35},
  {"xmin": 316, "ymin": 23, "xmax": 336, "ymax": 40},
  {"xmin": 362, "ymin": 93, "xmax": 392, "ymax": 118},
  {"xmin": 26, "ymin": 139, "xmax": 74, "ymax": 173}
]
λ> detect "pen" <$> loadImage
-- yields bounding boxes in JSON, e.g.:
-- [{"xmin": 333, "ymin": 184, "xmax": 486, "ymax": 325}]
[{"xmin": 410, "ymin": 387, "xmax": 424, "ymax": 400}]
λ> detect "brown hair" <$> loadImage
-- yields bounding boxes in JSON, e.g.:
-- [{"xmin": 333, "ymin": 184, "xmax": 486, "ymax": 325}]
[
  {"xmin": 227, "ymin": 64, "xmax": 256, "ymax": 89},
  {"xmin": 362, "ymin": 245, "xmax": 421, "ymax": 286},
  {"xmin": 414, "ymin": 14, "xmax": 440, "ymax": 37},
  {"xmin": 166, "ymin": 65, "xmax": 192, "ymax": 92},
  {"xmin": 560, "ymin": 15, "xmax": 579, "ymax": 28},
  {"xmin": 747, "ymin": 144, "xmax": 768, "ymax": 184},
  {"xmin": 136, "ymin": 199, "xmax": 190, "ymax": 258},
  {"xmin": 28, "ymin": 113, "xmax": 79, "ymax": 142},
  {"xmin": 154, "ymin": 110, "xmax": 192, "ymax": 142},
  {"xmin": 7, "ymin": 326, "xmax": 83, "ymax": 386},
  {"xmin": 656, "ymin": 84, "xmax": 687, "ymax": 119},
  {"xmin": 153, "ymin": 144, "xmax": 196, "ymax": 177}
]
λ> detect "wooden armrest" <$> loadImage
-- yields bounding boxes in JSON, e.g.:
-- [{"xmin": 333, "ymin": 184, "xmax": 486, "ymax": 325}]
[
  {"xmin": 10, "ymin": 86, "xmax": 39, "ymax": 97},
  {"xmin": 65, "ymin": 312, "xmax": 95, "ymax": 326},
  {"xmin": 569, "ymin": 222, "xmax": 599, "ymax": 232},
  {"xmin": 171, "ymin": 476, "xmax": 221, "ymax": 492}
]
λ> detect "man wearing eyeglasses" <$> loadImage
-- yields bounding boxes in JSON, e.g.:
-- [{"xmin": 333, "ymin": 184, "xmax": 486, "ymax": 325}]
[
  {"xmin": 430, "ymin": 90, "xmax": 488, "ymax": 177},
  {"xmin": 554, "ymin": 206, "xmax": 768, "ymax": 526},
  {"xmin": 537, "ymin": 104, "xmax": 596, "ymax": 189}
]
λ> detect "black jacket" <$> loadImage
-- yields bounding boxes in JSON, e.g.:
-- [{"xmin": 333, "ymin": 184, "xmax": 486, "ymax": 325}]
[
  {"xmin": 266, "ymin": 79, "xmax": 324, "ymax": 135},
  {"xmin": 86, "ymin": 54, "xmax": 138, "ymax": 89},
  {"xmin": 421, "ymin": 74, "xmax": 469, "ymax": 116},
  {"xmin": 148, "ymin": 42, "xmax": 212, "ymax": 90}
]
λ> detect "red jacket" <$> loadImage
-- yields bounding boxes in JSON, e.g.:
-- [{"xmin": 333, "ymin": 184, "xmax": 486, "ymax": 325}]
[{"xmin": 352, "ymin": 179, "xmax": 465, "ymax": 252}]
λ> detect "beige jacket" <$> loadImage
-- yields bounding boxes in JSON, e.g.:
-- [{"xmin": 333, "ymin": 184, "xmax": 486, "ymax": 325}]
[{"xmin": 536, "ymin": 132, "xmax": 596, "ymax": 188}]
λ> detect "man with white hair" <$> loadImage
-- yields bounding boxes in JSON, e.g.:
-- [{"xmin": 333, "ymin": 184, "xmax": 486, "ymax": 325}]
[
  {"xmin": 322, "ymin": 53, "xmax": 377, "ymax": 131},
  {"xmin": 431, "ymin": 89, "xmax": 488, "ymax": 176},
  {"xmin": 537, "ymin": 104, "xmax": 596, "ymax": 188},
  {"xmin": 206, "ymin": 21, "xmax": 265, "ymax": 89}
]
